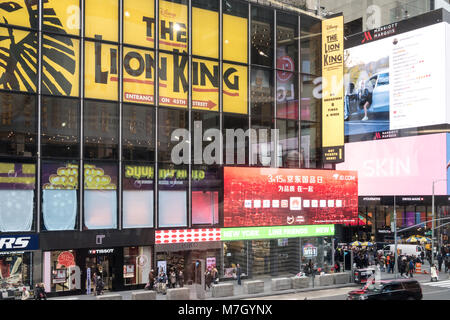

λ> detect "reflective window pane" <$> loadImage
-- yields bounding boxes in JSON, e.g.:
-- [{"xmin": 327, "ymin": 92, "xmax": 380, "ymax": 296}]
[
  {"xmin": 123, "ymin": 163, "xmax": 154, "ymax": 229},
  {"xmin": 84, "ymin": 41, "xmax": 119, "ymax": 101},
  {"xmin": 85, "ymin": 0, "xmax": 118, "ymax": 42},
  {"xmin": 43, "ymin": 0, "xmax": 81, "ymax": 36},
  {"xmin": 42, "ymin": 161, "xmax": 79, "ymax": 231},
  {"xmin": 251, "ymin": 67, "xmax": 273, "ymax": 119},
  {"xmin": 124, "ymin": 0, "xmax": 154, "ymax": 48},
  {"xmin": 42, "ymin": 35, "xmax": 80, "ymax": 97},
  {"xmin": 192, "ymin": 2, "xmax": 219, "ymax": 59},
  {"xmin": 0, "ymin": 92, "xmax": 36, "ymax": 157},
  {"xmin": 0, "ymin": 27, "xmax": 37, "ymax": 93},
  {"xmin": 84, "ymin": 100, "xmax": 119, "ymax": 160},
  {"xmin": 300, "ymin": 15, "xmax": 321, "ymax": 75},
  {"xmin": 83, "ymin": 163, "xmax": 117, "ymax": 230},
  {"xmin": 276, "ymin": 12, "xmax": 298, "ymax": 72},
  {"xmin": 276, "ymin": 72, "xmax": 298, "ymax": 120},
  {"xmin": 0, "ymin": 162, "xmax": 35, "ymax": 232},
  {"xmin": 123, "ymin": 104, "xmax": 155, "ymax": 161},
  {"xmin": 158, "ymin": 0, "xmax": 188, "ymax": 54},
  {"xmin": 158, "ymin": 107, "xmax": 188, "ymax": 163},
  {"xmin": 251, "ymin": 6, "xmax": 273, "ymax": 67},
  {"xmin": 158, "ymin": 164, "xmax": 188, "ymax": 228},
  {"xmin": 223, "ymin": 0, "xmax": 248, "ymax": 63},
  {"xmin": 41, "ymin": 96, "xmax": 79, "ymax": 158}
]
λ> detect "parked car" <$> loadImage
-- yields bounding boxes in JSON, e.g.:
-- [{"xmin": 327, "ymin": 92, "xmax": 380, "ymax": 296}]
[
  {"xmin": 344, "ymin": 70, "xmax": 389, "ymax": 120},
  {"xmin": 347, "ymin": 279, "xmax": 422, "ymax": 300}
]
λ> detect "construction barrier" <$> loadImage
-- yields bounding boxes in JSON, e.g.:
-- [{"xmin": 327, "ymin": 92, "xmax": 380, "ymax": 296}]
[{"xmin": 415, "ymin": 263, "xmax": 421, "ymax": 274}]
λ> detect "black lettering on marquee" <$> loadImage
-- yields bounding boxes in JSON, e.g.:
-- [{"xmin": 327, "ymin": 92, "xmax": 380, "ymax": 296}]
[
  {"xmin": 224, "ymin": 67, "xmax": 239, "ymax": 90},
  {"xmin": 173, "ymin": 51, "xmax": 188, "ymax": 93},
  {"xmin": 160, "ymin": 20, "xmax": 173, "ymax": 41},
  {"xmin": 95, "ymin": 35, "xmax": 108, "ymax": 84},
  {"xmin": 124, "ymin": 52, "xmax": 145, "ymax": 77},
  {"xmin": 143, "ymin": 16, "xmax": 155, "ymax": 38}
]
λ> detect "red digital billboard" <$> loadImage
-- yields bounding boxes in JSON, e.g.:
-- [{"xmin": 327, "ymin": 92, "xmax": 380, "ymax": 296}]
[{"xmin": 223, "ymin": 167, "xmax": 358, "ymax": 227}]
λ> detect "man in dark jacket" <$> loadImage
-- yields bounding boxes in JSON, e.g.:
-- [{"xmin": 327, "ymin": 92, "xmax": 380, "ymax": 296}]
[
  {"xmin": 236, "ymin": 264, "xmax": 242, "ymax": 285},
  {"xmin": 437, "ymin": 253, "xmax": 443, "ymax": 272}
]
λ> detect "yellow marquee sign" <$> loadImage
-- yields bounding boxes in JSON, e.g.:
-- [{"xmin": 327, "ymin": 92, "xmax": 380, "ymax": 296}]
[
  {"xmin": 0, "ymin": 0, "xmax": 248, "ymax": 114},
  {"xmin": 321, "ymin": 15, "xmax": 345, "ymax": 163}
]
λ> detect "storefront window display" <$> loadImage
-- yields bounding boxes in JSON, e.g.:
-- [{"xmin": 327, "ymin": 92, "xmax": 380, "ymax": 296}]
[
  {"xmin": 0, "ymin": 163, "xmax": 35, "ymax": 232},
  {"xmin": 155, "ymin": 242, "xmax": 221, "ymax": 285},
  {"xmin": 223, "ymin": 241, "xmax": 247, "ymax": 278},
  {"xmin": 299, "ymin": 237, "xmax": 333, "ymax": 273},
  {"xmin": 158, "ymin": 164, "xmax": 188, "ymax": 228},
  {"xmin": 123, "ymin": 164, "xmax": 154, "ymax": 229},
  {"xmin": 83, "ymin": 163, "xmax": 118, "ymax": 230},
  {"xmin": 42, "ymin": 161, "xmax": 79, "ymax": 231},
  {"xmin": 192, "ymin": 166, "xmax": 221, "ymax": 226},
  {"xmin": 44, "ymin": 250, "xmax": 80, "ymax": 293},
  {"xmin": 123, "ymin": 246, "xmax": 151, "ymax": 286},
  {"xmin": 0, "ymin": 252, "xmax": 31, "ymax": 292}
]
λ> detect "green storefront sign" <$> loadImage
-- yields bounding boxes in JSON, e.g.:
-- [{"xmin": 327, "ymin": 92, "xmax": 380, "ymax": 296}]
[{"xmin": 221, "ymin": 225, "xmax": 335, "ymax": 241}]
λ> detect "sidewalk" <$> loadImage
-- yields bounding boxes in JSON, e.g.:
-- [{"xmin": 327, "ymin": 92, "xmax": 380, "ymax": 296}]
[{"xmin": 49, "ymin": 269, "xmax": 450, "ymax": 300}]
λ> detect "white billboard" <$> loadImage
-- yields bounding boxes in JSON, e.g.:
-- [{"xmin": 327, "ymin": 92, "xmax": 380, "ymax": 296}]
[{"xmin": 344, "ymin": 22, "xmax": 449, "ymax": 136}]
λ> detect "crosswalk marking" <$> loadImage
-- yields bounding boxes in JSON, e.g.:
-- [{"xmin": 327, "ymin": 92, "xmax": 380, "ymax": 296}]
[{"xmin": 422, "ymin": 280, "xmax": 450, "ymax": 288}]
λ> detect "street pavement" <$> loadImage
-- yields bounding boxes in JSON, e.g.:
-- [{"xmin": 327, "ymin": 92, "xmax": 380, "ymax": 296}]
[{"xmin": 49, "ymin": 266, "xmax": 450, "ymax": 301}]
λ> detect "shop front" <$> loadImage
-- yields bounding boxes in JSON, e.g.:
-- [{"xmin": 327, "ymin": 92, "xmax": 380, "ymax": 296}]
[
  {"xmin": 39, "ymin": 229, "xmax": 154, "ymax": 296},
  {"xmin": 154, "ymin": 229, "xmax": 222, "ymax": 285},
  {"xmin": 221, "ymin": 225, "xmax": 335, "ymax": 279},
  {"xmin": 0, "ymin": 234, "xmax": 38, "ymax": 299}
]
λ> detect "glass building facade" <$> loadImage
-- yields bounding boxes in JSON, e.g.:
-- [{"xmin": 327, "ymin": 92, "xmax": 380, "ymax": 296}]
[{"xmin": 0, "ymin": 0, "xmax": 329, "ymax": 295}]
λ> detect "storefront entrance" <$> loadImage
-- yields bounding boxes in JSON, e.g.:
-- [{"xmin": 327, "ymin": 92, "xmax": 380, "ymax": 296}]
[
  {"xmin": 79, "ymin": 248, "xmax": 123, "ymax": 293},
  {"xmin": 85, "ymin": 254, "xmax": 113, "ymax": 291}
]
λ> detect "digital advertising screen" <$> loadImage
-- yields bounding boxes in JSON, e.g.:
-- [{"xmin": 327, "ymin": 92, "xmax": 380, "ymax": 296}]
[
  {"xmin": 223, "ymin": 167, "xmax": 358, "ymax": 227},
  {"xmin": 344, "ymin": 20, "xmax": 449, "ymax": 139},
  {"xmin": 336, "ymin": 133, "xmax": 448, "ymax": 196}
]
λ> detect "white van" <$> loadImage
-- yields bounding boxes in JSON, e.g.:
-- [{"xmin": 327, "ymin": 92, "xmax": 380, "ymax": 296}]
[{"xmin": 384, "ymin": 244, "xmax": 424, "ymax": 257}]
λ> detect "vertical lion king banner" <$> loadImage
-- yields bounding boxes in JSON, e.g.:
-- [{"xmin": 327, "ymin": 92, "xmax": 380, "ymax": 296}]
[{"xmin": 321, "ymin": 15, "xmax": 345, "ymax": 163}]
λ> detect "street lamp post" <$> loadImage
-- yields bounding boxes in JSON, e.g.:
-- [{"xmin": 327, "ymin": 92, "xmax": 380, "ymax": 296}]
[
  {"xmin": 394, "ymin": 195, "xmax": 398, "ymax": 279},
  {"xmin": 432, "ymin": 179, "xmax": 447, "ymax": 267}
]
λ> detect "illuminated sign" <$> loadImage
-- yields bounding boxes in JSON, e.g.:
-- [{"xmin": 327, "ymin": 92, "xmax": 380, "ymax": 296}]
[
  {"xmin": 155, "ymin": 229, "xmax": 221, "ymax": 244},
  {"xmin": 221, "ymin": 225, "xmax": 335, "ymax": 241},
  {"xmin": 0, "ymin": 0, "xmax": 248, "ymax": 114},
  {"xmin": 321, "ymin": 15, "xmax": 345, "ymax": 163},
  {"xmin": 223, "ymin": 167, "xmax": 358, "ymax": 227}
]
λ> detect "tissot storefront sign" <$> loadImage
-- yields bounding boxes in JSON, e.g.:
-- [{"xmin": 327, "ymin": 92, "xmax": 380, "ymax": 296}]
[
  {"xmin": 221, "ymin": 225, "xmax": 335, "ymax": 241},
  {"xmin": 0, "ymin": 234, "xmax": 39, "ymax": 252}
]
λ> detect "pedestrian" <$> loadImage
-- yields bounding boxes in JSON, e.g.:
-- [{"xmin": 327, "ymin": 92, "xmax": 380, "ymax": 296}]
[
  {"xmin": 178, "ymin": 269, "xmax": 184, "ymax": 288},
  {"xmin": 334, "ymin": 261, "xmax": 340, "ymax": 273},
  {"xmin": 437, "ymin": 253, "xmax": 443, "ymax": 272},
  {"xmin": 21, "ymin": 287, "xmax": 30, "ymax": 300},
  {"xmin": 95, "ymin": 273, "xmax": 104, "ymax": 295},
  {"xmin": 157, "ymin": 271, "xmax": 167, "ymax": 294},
  {"xmin": 36, "ymin": 283, "xmax": 47, "ymax": 300},
  {"xmin": 420, "ymin": 250, "xmax": 425, "ymax": 263},
  {"xmin": 147, "ymin": 269, "xmax": 155, "ymax": 290},
  {"xmin": 212, "ymin": 265, "xmax": 219, "ymax": 284},
  {"xmin": 408, "ymin": 259, "xmax": 415, "ymax": 278},
  {"xmin": 236, "ymin": 263, "xmax": 242, "ymax": 285},
  {"xmin": 205, "ymin": 269, "xmax": 212, "ymax": 290},
  {"xmin": 430, "ymin": 264, "xmax": 439, "ymax": 282},
  {"xmin": 169, "ymin": 269, "xmax": 177, "ymax": 288}
]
